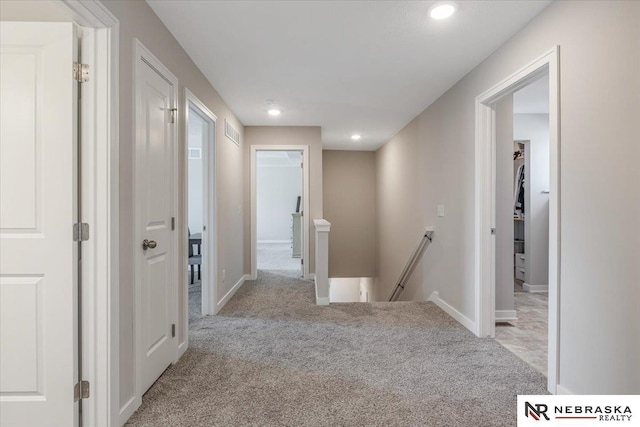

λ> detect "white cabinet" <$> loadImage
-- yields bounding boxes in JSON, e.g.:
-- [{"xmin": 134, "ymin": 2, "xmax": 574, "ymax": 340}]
[{"xmin": 515, "ymin": 253, "xmax": 525, "ymax": 281}]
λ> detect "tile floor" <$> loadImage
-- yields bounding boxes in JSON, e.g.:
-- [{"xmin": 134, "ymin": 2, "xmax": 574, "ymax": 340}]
[{"xmin": 495, "ymin": 287, "xmax": 548, "ymax": 376}]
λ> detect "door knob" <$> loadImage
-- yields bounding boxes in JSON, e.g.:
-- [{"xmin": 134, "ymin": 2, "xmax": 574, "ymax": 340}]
[{"xmin": 142, "ymin": 239, "xmax": 157, "ymax": 250}]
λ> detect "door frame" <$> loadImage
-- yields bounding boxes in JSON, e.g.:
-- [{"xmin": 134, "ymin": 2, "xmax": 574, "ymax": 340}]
[
  {"xmin": 182, "ymin": 88, "xmax": 218, "ymax": 346},
  {"xmin": 54, "ymin": 1, "xmax": 120, "ymax": 426},
  {"xmin": 250, "ymin": 145, "xmax": 310, "ymax": 280},
  {"xmin": 474, "ymin": 46, "xmax": 560, "ymax": 393},
  {"xmin": 132, "ymin": 38, "xmax": 179, "ymax": 402}
]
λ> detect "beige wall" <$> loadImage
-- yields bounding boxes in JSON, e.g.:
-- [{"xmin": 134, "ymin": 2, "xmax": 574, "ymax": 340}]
[
  {"xmin": 376, "ymin": 116, "xmax": 434, "ymax": 302},
  {"xmin": 323, "ymin": 151, "xmax": 376, "ymax": 278},
  {"xmin": 375, "ymin": 0, "xmax": 640, "ymax": 394},
  {"xmin": 100, "ymin": 0, "xmax": 246, "ymax": 414},
  {"xmin": 243, "ymin": 127, "xmax": 322, "ymax": 274}
]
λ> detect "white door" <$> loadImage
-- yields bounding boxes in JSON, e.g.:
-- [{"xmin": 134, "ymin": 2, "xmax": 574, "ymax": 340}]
[
  {"xmin": 0, "ymin": 22, "xmax": 79, "ymax": 426},
  {"xmin": 135, "ymin": 43, "xmax": 177, "ymax": 394}
]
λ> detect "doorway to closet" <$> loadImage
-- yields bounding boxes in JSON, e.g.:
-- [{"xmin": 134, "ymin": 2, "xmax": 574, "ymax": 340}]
[{"xmin": 494, "ymin": 74, "xmax": 550, "ymax": 378}]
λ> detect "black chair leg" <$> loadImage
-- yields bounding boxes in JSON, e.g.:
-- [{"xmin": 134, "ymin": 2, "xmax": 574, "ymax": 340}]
[
  {"xmin": 197, "ymin": 265, "xmax": 201, "ymax": 280},
  {"xmin": 190, "ymin": 266, "xmax": 194, "ymax": 284}
]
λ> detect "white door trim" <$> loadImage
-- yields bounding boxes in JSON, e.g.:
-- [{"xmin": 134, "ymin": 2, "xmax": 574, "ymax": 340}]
[
  {"xmin": 56, "ymin": 1, "xmax": 120, "ymax": 426},
  {"xmin": 132, "ymin": 37, "xmax": 179, "ymax": 407},
  {"xmin": 250, "ymin": 145, "xmax": 310, "ymax": 280},
  {"xmin": 474, "ymin": 46, "xmax": 560, "ymax": 394},
  {"xmin": 182, "ymin": 89, "xmax": 218, "ymax": 354}
]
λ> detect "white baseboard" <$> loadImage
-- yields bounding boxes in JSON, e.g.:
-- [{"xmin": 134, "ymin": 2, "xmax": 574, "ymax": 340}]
[
  {"xmin": 523, "ymin": 282, "xmax": 549, "ymax": 293},
  {"xmin": 555, "ymin": 384, "xmax": 574, "ymax": 395},
  {"xmin": 215, "ymin": 274, "xmax": 247, "ymax": 312},
  {"xmin": 119, "ymin": 396, "xmax": 141, "ymax": 426},
  {"xmin": 495, "ymin": 310, "xmax": 518, "ymax": 322},
  {"xmin": 315, "ymin": 275, "xmax": 329, "ymax": 305},
  {"xmin": 257, "ymin": 240, "xmax": 290, "ymax": 244},
  {"xmin": 427, "ymin": 291, "xmax": 477, "ymax": 335}
]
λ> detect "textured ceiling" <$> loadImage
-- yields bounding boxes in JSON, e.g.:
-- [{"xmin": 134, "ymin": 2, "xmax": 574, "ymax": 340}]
[{"xmin": 148, "ymin": 0, "xmax": 551, "ymax": 150}]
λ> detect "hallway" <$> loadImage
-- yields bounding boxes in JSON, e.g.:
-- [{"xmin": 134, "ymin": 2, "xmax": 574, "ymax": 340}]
[{"xmin": 127, "ymin": 271, "xmax": 546, "ymax": 426}]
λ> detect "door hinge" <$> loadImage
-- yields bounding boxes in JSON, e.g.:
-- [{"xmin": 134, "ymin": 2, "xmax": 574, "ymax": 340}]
[
  {"xmin": 491, "ymin": 228, "xmax": 496, "ymax": 235},
  {"xmin": 73, "ymin": 223, "xmax": 90, "ymax": 242},
  {"xmin": 301, "ymin": 258, "xmax": 304, "ymax": 265},
  {"xmin": 171, "ymin": 217, "xmax": 175, "ymax": 231},
  {"xmin": 73, "ymin": 62, "xmax": 89, "ymax": 83},
  {"xmin": 169, "ymin": 108, "xmax": 177, "ymax": 124},
  {"xmin": 74, "ymin": 380, "xmax": 90, "ymax": 401},
  {"xmin": 300, "ymin": 210, "xmax": 303, "ymax": 217},
  {"xmin": 171, "ymin": 324, "xmax": 176, "ymax": 338}
]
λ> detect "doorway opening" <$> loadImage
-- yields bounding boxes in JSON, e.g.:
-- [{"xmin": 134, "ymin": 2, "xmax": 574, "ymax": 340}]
[
  {"xmin": 493, "ymin": 74, "xmax": 550, "ymax": 378},
  {"xmin": 255, "ymin": 150, "xmax": 304, "ymax": 278},
  {"xmin": 474, "ymin": 46, "xmax": 560, "ymax": 393},
  {"xmin": 184, "ymin": 89, "xmax": 217, "ymax": 328}
]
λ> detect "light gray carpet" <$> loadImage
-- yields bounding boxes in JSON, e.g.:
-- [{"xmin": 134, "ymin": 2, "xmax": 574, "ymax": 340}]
[
  {"xmin": 257, "ymin": 243, "xmax": 302, "ymax": 278},
  {"xmin": 126, "ymin": 270, "xmax": 547, "ymax": 426}
]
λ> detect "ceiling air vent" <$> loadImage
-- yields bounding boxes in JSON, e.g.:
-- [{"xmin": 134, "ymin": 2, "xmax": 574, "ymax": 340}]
[{"xmin": 225, "ymin": 119, "xmax": 240, "ymax": 146}]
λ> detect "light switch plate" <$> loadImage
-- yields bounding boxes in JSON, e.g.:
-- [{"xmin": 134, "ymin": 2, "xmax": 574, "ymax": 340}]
[{"xmin": 437, "ymin": 205, "xmax": 445, "ymax": 217}]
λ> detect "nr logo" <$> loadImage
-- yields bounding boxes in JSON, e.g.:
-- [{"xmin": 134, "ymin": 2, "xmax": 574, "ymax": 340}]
[{"xmin": 525, "ymin": 402, "xmax": 550, "ymax": 421}]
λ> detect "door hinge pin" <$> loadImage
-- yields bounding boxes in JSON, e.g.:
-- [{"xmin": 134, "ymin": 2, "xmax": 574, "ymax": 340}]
[
  {"xmin": 169, "ymin": 108, "xmax": 177, "ymax": 124},
  {"xmin": 171, "ymin": 324, "xmax": 176, "ymax": 338},
  {"xmin": 74, "ymin": 380, "xmax": 90, "ymax": 401},
  {"xmin": 73, "ymin": 62, "xmax": 89, "ymax": 83},
  {"xmin": 171, "ymin": 217, "xmax": 175, "ymax": 231},
  {"xmin": 73, "ymin": 223, "xmax": 90, "ymax": 242}
]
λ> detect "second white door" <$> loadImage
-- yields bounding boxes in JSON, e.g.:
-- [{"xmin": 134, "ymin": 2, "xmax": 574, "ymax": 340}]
[{"xmin": 134, "ymin": 41, "xmax": 178, "ymax": 394}]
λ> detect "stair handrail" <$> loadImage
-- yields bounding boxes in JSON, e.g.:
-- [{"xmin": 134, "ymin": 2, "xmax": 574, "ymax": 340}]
[{"xmin": 387, "ymin": 227, "xmax": 434, "ymax": 302}]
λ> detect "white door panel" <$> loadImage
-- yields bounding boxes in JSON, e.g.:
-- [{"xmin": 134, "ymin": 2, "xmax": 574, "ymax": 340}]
[
  {"xmin": 135, "ymin": 48, "xmax": 176, "ymax": 394},
  {"xmin": 0, "ymin": 22, "xmax": 78, "ymax": 427}
]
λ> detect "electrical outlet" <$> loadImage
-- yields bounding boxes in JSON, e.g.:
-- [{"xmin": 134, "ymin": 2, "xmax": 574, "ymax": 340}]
[{"xmin": 437, "ymin": 205, "xmax": 445, "ymax": 217}]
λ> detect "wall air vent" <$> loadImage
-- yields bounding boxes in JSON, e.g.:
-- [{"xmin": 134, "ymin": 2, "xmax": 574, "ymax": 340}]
[{"xmin": 225, "ymin": 119, "xmax": 240, "ymax": 146}]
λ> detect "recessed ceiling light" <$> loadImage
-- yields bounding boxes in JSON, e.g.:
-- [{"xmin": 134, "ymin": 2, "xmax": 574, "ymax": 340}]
[
  {"xmin": 351, "ymin": 134, "xmax": 361, "ymax": 141},
  {"xmin": 268, "ymin": 109, "xmax": 281, "ymax": 116},
  {"xmin": 429, "ymin": 3, "xmax": 457, "ymax": 20}
]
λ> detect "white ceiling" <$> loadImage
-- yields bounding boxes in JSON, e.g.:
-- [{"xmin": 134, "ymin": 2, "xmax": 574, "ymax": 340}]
[
  {"xmin": 147, "ymin": 0, "xmax": 551, "ymax": 150},
  {"xmin": 514, "ymin": 75, "xmax": 549, "ymax": 114}
]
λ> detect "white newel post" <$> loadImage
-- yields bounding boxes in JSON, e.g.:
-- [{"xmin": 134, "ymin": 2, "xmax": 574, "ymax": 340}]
[{"xmin": 313, "ymin": 219, "xmax": 331, "ymax": 305}]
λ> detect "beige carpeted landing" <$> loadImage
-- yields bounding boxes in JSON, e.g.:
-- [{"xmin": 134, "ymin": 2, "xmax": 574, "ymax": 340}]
[{"xmin": 126, "ymin": 270, "xmax": 547, "ymax": 426}]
